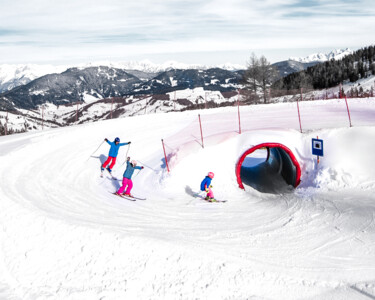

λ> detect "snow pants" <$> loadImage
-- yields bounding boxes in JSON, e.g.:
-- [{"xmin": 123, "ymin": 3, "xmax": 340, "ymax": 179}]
[
  {"xmin": 102, "ymin": 156, "xmax": 117, "ymax": 169},
  {"xmin": 206, "ymin": 187, "xmax": 214, "ymax": 198},
  {"xmin": 118, "ymin": 178, "xmax": 133, "ymax": 195}
]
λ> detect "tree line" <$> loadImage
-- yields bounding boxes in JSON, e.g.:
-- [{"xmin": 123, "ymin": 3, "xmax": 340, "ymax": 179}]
[{"xmin": 273, "ymin": 45, "xmax": 375, "ymax": 90}]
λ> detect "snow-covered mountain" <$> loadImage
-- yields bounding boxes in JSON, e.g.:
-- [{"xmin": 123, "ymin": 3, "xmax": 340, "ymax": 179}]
[
  {"xmin": 0, "ymin": 66, "xmax": 144, "ymax": 110},
  {"xmin": 0, "ymin": 64, "xmax": 68, "ymax": 93},
  {"xmin": 0, "ymin": 66, "xmax": 243, "ymax": 111},
  {"xmin": 77, "ymin": 60, "xmax": 245, "ymax": 73},
  {"xmin": 0, "ymin": 61, "xmax": 245, "ymax": 93},
  {"xmin": 289, "ymin": 48, "xmax": 353, "ymax": 63}
]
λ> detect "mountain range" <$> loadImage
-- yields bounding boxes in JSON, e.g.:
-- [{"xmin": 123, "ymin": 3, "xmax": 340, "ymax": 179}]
[
  {"xmin": 289, "ymin": 48, "xmax": 353, "ymax": 63},
  {"xmin": 0, "ymin": 49, "xmax": 353, "ymax": 94},
  {"xmin": 0, "ymin": 48, "xmax": 359, "ymax": 113}
]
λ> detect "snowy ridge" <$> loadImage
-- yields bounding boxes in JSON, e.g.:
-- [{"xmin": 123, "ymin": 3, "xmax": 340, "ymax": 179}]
[
  {"xmin": 79, "ymin": 60, "xmax": 245, "ymax": 72},
  {"xmin": 290, "ymin": 48, "xmax": 353, "ymax": 63},
  {"xmin": 0, "ymin": 64, "xmax": 68, "ymax": 92},
  {"xmin": 0, "ymin": 61, "xmax": 245, "ymax": 93}
]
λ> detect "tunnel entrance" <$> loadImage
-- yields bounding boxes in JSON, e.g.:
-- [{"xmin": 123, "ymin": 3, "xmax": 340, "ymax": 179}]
[{"xmin": 236, "ymin": 143, "xmax": 301, "ymax": 193}]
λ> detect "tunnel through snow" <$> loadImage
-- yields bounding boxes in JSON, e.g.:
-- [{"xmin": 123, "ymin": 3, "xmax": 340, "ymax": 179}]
[{"xmin": 236, "ymin": 143, "xmax": 301, "ymax": 193}]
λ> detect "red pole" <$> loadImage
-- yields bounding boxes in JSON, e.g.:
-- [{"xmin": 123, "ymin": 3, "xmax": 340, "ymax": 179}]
[
  {"xmin": 297, "ymin": 90, "xmax": 303, "ymax": 133},
  {"xmin": 237, "ymin": 89, "xmax": 241, "ymax": 134},
  {"xmin": 344, "ymin": 96, "xmax": 352, "ymax": 127},
  {"xmin": 161, "ymin": 139, "xmax": 170, "ymax": 172},
  {"xmin": 198, "ymin": 114, "xmax": 204, "ymax": 148}
]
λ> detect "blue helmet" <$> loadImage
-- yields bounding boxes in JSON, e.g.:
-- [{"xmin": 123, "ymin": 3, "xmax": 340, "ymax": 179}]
[{"xmin": 114, "ymin": 137, "xmax": 120, "ymax": 143}]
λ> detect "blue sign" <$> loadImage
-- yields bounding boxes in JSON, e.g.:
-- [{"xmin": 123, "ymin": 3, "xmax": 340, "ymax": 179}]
[{"xmin": 312, "ymin": 138, "xmax": 324, "ymax": 156}]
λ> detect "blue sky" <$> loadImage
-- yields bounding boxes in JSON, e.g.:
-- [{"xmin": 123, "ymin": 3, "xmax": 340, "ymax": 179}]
[{"xmin": 0, "ymin": 0, "xmax": 374, "ymax": 65}]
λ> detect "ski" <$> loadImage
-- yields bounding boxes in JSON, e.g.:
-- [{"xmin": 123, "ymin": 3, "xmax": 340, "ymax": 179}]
[
  {"xmin": 194, "ymin": 194, "xmax": 227, "ymax": 203},
  {"xmin": 123, "ymin": 195, "xmax": 146, "ymax": 201},
  {"xmin": 202, "ymin": 198, "xmax": 227, "ymax": 203},
  {"xmin": 110, "ymin": 192, "xmax": 136, "ymax": 201}
]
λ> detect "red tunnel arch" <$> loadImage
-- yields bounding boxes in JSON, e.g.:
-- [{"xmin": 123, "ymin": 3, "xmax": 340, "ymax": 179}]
[{"xmin": 236, "ymin": 143, "xmax": 301, "ymax": 190}]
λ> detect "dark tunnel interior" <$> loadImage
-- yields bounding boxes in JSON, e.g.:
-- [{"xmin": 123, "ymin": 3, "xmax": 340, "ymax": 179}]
[{"xmin": 239, "ymin": 147, "xmax": 298, "ymax": 194}]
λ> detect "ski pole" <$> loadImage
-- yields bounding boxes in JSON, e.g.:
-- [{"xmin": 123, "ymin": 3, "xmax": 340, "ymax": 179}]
[
  {"xmin": 134, "ymin": 168, "xmax": 142, "ymax": 178},
  {"xmin": 125, "ymin": 143, "xmax": 131, "ymax": 160},
  {"xmin": 136, "ymin": 160, "xmax": 157, "ymax": 172},
  {"xmin": 122, "ymin": 144, "xmax": 131, "ymax": 166},
  {"xmin": 87, "ymin": 140, "xmax": 105, "ymax": 160}
]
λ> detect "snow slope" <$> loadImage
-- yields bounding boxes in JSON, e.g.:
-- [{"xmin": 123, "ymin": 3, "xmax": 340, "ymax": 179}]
[{"xmin": 0, "ymin": 99, "xmax": 375, "ymax": 299}]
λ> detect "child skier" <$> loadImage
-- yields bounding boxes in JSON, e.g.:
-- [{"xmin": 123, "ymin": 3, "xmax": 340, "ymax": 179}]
[
  {"xmin": 200, "ymin": 172, "xmax": 215, "ymax": 201},
  {"xmin": 101, "ymin": 137, "xmax": 130, "ymax": 175},
  {"xmin": 116, "ymin": 157, "xmax": 144, "ymax": 197}
]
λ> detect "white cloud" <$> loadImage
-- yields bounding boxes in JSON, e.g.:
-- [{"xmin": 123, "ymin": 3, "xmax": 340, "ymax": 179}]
[{"xmin": 0, "ymin": 0, "xmax": 374, "ymax": 64}]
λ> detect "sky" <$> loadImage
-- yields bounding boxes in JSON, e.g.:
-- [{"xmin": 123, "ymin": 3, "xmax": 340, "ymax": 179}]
[{"xmin": 0, "ymin": 0, "xmax": 374, "ymax": 66}]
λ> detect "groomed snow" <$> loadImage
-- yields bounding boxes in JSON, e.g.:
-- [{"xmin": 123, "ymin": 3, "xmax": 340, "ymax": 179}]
[{"xmin": 0, "ymin": 99, "xmax": 375, "ymax": 299}]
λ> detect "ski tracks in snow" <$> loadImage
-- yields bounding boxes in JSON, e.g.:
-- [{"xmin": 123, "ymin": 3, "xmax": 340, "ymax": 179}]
[{"xmin": 1, "ymin": 109, "xmax": 375, "ymax": 299}]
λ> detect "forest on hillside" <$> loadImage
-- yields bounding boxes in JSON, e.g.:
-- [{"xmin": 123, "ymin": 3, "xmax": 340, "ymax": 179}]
[{"xmin": 273, "ymin": 45, "xmax": 375, "ymax": 91}]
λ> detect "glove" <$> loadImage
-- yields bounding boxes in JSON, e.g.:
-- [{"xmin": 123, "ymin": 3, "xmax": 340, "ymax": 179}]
[
  {"xmin": 141, "ymin": 166, "xmax": 144, "ymax": 169},
  {"xmin": 205, "ymin": 188, "xmax": 209, "ymax": 192},
  {"xmin": 209, "ymin": 185, "xmax": 213, "ymax": 188},
  {"xmin": 105, "ymin": 138, "xmax": 108, "ymax": 142},
  {"xmin": 127, "ymin": 157, "xmax": 130, "ymax": 161},
  {"xmin": 128, "ymin": 141, "xmax": 131, "ymax": 144}
]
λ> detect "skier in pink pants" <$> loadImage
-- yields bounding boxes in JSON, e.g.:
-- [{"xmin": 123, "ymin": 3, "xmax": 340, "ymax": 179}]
[
  {"xmin": 200, "ymin": 172, "xmax": 215, "ymax": 201},
  {"xmin": 116, "ymin": 157, "xmax": 143, "ymax": 197}
]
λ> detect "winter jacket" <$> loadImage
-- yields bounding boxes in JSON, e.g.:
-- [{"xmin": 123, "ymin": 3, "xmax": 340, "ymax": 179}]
[
  {"xmin": 123, "ymin": 161, "xmax": 142, "ymax": 179},
  {"xmin": 106, "ymin": 140, "xmax": 129, "ymax": 157},
  {"xmin": 200, "ymin": 176, "xmax": 212, "ymax": 191}
]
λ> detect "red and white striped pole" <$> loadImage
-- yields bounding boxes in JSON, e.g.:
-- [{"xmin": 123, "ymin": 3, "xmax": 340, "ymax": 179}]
[
  {"xmin": 297, "ymin": 89, "xmax": 303, "ymax": 133},
  {"xmin": 344, "ymin": 96, "xmax": 352, "ymax": 127},
  {"xmin": 161, "ymin": 139, "xmax": 170, "ymax": 173},
  {"xmin": 198, "ymin": 114, "xmax": 204, "ymax": 148},
  {"xmin": 237, "ymin": 89, "xmax": 241, "ymax": 134}
]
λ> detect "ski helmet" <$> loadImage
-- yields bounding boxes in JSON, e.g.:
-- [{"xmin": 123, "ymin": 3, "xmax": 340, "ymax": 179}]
[
  {"xmin": 131, "ymin": 160, "xmax": 137, "ymax": 166},
  {"xmin": 114, "ymin": 137, "xmax": 120, "ymax": 143},
  {"xmin": 208, "ymin": 172, "xmax": 214, "ymax": 179}
]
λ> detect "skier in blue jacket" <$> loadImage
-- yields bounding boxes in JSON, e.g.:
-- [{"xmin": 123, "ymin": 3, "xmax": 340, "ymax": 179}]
[
  {"xmin": 200, "ymin": 172, "xmax": 215, "ymax": 201},
  {"xmin": 101, "ymin": 137, "xmax": 130, "ymax": 174},
  {"xmin": 116, "ymin": 157, "xmax": 144, "ymax": 197}
]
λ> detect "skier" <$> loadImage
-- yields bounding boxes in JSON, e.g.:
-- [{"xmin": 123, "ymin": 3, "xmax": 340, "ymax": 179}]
[
  {"xmin": 101, "ymin": 137, "xmax": 130, "ymax": 175},
  {"xmin": 116, "ymin": 157, "xmax": 144, "ymax": 197},
  {"xmin": 200, "ymin": 172, "xmax": 215, "ymax": 201}
]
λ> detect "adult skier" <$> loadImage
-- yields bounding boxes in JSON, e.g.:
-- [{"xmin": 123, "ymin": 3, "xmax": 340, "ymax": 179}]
[
  {"xmin": 101, "ymin": 137, "xmax": 130, "ymax": 175},
  {"xmin": 200, "ymin": 172, "xmax": 215, "ymax": 201},
  {"xmin": 116, "ymin": 157, "xmax": 144, "ymax": 197}
]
